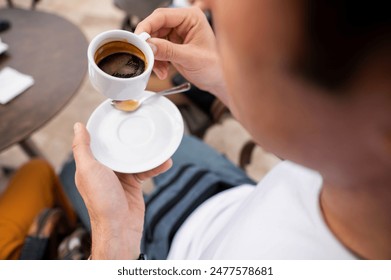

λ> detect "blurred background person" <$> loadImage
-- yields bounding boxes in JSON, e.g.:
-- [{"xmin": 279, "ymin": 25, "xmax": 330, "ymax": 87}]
[{"xmin": 0, "ymin": 160, "xmax": 76, "ymax": 259}]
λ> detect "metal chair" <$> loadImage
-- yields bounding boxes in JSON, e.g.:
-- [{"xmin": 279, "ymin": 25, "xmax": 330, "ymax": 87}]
[
  {"xmin": 114, "ymin": 0, "xmax": 173, "ymax": 31},
  {"xmin": 7, "ymin": 0, "xmax": 41, "ymax": 10}
]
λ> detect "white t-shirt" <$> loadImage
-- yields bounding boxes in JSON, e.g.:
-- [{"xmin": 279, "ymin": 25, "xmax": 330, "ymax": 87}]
[{"xmin": 167, "ymin": 161, "xmax": 357, "ymax": 259}]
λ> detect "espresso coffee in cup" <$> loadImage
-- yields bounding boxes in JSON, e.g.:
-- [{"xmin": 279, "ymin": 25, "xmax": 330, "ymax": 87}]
[
  {"xmin": 94, "ymin": 41, "xmax": 147, "ymax": 79},
  {"xmin": 88, "ymin": 30, "xmax": 154, "ymax": 100}
]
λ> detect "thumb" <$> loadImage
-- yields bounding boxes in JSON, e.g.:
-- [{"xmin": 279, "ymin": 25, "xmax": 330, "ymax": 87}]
[
  {"xmin": 148, "ymin": 37, "xmax": 187, "ymax": 64},
  {"xmin": 72, "ymin": 122, "xmax": 94, "ymax": 167}
]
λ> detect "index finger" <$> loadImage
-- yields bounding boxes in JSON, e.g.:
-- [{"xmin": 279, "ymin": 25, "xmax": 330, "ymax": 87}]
[{"xmin": 135, "ymin": 7, "xmax": 201, "ymax": 38}]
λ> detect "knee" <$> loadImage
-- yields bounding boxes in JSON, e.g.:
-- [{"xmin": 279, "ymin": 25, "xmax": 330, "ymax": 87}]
[
  {"xmin": 18, "ymin": 159, "xmax": 56, "ymax": 181},
  {"xmin": 24, "ymin": 159, "xmax": 53, "ymax": 172}
]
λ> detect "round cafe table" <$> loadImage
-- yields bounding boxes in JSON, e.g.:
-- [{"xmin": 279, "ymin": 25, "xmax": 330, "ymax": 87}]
[{"xmin": 0, "ymin": 8, "xmax": 87, "ymax": 157}]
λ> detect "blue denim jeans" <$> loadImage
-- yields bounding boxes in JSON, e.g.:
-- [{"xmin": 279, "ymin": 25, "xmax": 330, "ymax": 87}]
[{"xmin": 60, "ymin": 135, "xmax": 254, "ymax": 259}]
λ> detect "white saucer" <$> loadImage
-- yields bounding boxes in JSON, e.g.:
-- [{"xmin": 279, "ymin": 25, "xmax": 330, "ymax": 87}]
[{"xmin": 86, "ymin": 91, "xmax": 184, "ymax": 173}]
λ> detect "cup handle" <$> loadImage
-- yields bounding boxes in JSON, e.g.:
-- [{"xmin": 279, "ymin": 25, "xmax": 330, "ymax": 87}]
[{"xmin": 138, "ymin": 32, "xmax": 151, "ymax": 41}]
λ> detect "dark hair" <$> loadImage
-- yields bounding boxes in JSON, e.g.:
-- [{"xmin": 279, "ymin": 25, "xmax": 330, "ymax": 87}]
[{"xmin": 300, "ymin": 0, "xmax": 391, "ymax": 90}]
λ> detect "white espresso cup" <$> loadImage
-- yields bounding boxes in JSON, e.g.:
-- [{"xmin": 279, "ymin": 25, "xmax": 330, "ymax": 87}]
[{"xmin": 87, "ymin": 30, "xmax": 154, "ymax": 100}]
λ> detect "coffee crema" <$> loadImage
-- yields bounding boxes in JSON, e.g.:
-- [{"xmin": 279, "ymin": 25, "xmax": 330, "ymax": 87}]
[{"xmin": 94, "ymin": 41, "xmax": 147, "ymax": 79}]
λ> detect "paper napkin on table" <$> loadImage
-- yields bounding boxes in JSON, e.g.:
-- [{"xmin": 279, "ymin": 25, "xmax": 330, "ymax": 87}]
[
  {"xmin": 0, "ymin": 37, "xmax": 8, "ymax": 54},
  {"xmin": 0, "ymin": 67, "xmax": 34, "ymax": 104}
]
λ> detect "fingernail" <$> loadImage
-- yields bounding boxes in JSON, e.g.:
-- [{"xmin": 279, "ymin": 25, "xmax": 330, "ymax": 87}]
[
  {"xmin": 148, "ymin": 42, "xmax": 157, "ymax": 55},
  {"xmin": 74, "ymin": 122, "xmax": 81, "ymax": 134}
]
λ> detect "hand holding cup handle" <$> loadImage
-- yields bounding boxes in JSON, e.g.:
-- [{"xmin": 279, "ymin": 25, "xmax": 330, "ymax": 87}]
[{"xmin": 135, "ymin": 7, "xmax": 228, "ymax": 103}]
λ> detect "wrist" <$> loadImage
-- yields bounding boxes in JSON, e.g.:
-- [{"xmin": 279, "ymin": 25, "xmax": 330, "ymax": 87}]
[
  {"xmin": 90, "ymin": 219, "xmax": 142, "ymax": 260},
  {"xmin": 203, "ymin": 55, "xmax": 229, "ymax": 106},
  {"xmin": 208, "ymin": 82, "xmax": 229, "ymax": 106}
]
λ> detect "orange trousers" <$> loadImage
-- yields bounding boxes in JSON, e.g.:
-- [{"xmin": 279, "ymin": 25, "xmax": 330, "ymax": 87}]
[{"xmin": 0, "ymin": 159, "xmax": 76, "ymax": 259}]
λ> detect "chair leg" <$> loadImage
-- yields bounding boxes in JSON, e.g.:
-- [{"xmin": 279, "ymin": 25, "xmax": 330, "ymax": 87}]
[
  {"xmin": 31, "ymin": 0, "xmax": 41, "ymax": 10},
  {"xmin": 1, "ymin": 166, "xmax": 16, "ymax": 176},
  {"xmin": 239, "ymin": 140, "xmax": 257, "ymax": 169},
  {"xmin": 121, "ymin": 15, "xmax": 131, "ymax": 31},
  {"xmin": 210, "ymin": 99, "xmax": 230, "ymax": 124},
  {"xmin": 5, "ymin": 0, "xmax": 40, "ymax": 9},
  {"xmin": 19, "ymin": 138, "xmax": 46, "ymax": 159}
]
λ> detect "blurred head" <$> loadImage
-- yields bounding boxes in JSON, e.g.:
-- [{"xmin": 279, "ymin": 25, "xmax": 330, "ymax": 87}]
[{"xmin": 206, "ymin": 0, "xmax": 391, "ymax": 187}]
